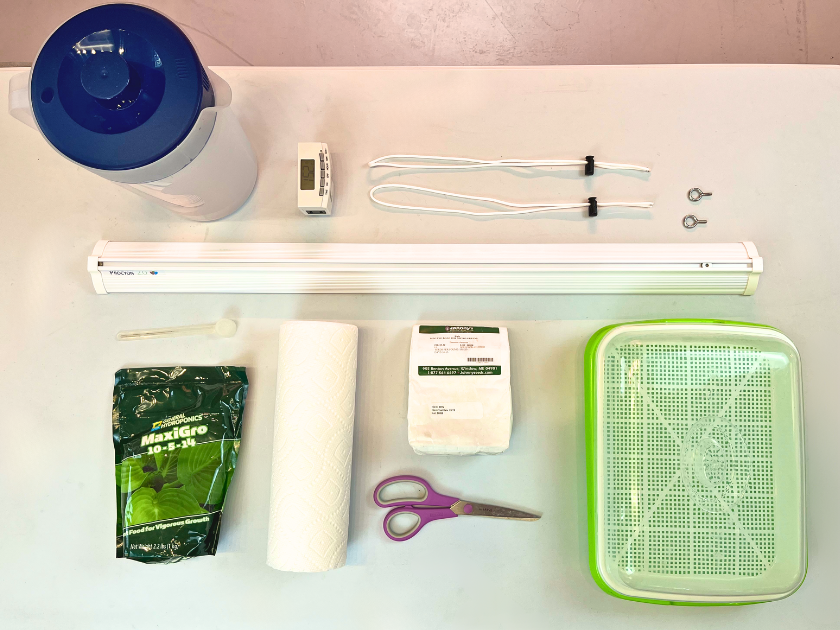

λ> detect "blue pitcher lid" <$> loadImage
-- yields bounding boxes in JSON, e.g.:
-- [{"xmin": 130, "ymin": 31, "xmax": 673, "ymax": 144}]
[{"xmin": 30, "ymin": 4, "xmax": 214, "ymax": 171}]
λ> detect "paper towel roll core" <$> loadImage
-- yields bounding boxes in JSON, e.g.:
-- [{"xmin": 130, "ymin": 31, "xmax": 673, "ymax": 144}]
[{"xmin": 267, "ymin": 321, "xmax": 359, "ymax": 572}]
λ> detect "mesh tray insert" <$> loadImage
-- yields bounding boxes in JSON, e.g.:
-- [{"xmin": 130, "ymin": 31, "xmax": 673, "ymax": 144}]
[{"xmin": 603, "ymin": 341, "xmax": 775, "ymax": 580}]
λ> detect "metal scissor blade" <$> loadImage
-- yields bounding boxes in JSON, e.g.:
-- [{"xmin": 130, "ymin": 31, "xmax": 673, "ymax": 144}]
[{"xmin": 451, "ymin": 500, "xmax": 540, "ymax": 521}]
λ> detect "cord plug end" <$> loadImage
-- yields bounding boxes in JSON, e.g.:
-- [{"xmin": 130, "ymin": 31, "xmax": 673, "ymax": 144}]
[
  {"xmin": 588, "ymin": 197, "xmax": 598, "ymax": 217},
  {"xmin": 585, "ymin": 156, "xmax": 595, "ymax": 176}
]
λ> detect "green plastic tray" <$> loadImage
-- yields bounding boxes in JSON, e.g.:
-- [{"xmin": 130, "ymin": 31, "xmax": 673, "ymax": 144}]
[{"xmin": 585, "ymin": 320, "xmax": 807, "ymax": 605}]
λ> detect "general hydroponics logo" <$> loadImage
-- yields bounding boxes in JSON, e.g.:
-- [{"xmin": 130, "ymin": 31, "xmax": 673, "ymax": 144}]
[
  {"xmin": 152, "ymin": 413, "xmax": 205, "ymax": 431},
  {"xmin": 446, "ymin": 326, "xmax": 474, "ymax": 332}
]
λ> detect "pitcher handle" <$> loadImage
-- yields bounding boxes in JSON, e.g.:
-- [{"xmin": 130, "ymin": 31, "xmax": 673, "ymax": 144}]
[{"xmin": 8, "ymin": 70, "xmax": 38, "ymax": 130}]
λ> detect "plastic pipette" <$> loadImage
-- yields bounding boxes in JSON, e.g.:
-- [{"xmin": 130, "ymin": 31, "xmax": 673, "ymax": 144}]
[{"xmin": 116, "ymin": 319, "xmax": 237, "ymax": 341}]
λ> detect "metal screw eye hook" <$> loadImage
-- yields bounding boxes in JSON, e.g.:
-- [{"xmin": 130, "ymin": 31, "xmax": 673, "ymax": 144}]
[
  {"xmin": 683, "ymin": 214, "xmax": 707, "ymax": 229},
  {"xmin": 688, "ymin": 188, "xmax": 712, "ymax": 202}
]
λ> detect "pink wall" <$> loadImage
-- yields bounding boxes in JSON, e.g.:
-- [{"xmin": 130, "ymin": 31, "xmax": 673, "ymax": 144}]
[{"xmin": 2, "ymin": 0, "xmax": 837, "ymax": 66}]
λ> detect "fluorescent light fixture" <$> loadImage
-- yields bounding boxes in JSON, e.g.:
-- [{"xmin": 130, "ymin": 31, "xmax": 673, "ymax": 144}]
[{"xmin": 88, "ymin": 240, "xmax": 763, "ymax": 295}]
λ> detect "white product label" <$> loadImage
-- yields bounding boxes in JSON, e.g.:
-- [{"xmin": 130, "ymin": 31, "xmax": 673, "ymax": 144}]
[
  {"xmin": 415, "ymin": 325, "xmax": 502, "ymax": 370},
  {"xmin": 430, "ymin": 402, "xmax": 484, "ymax": 420}
]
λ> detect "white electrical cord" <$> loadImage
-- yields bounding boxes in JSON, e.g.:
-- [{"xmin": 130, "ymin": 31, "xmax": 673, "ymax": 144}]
[
  {"xmin": 368, "ymin": 154, "xmax": 650, "ymax": 173},
  {"xmin": 369, "ymin": 184, "xmax": 653, "ymax": 217}
]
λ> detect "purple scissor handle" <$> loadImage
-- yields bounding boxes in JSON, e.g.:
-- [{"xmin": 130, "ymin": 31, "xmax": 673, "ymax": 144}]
[
  {"xmin": 373, "ymin": 475, "xmax": 465, "ymax": 542},
  {"xmin": 374, "ymin": 475, "xmax": 541, "ymax": 542}
]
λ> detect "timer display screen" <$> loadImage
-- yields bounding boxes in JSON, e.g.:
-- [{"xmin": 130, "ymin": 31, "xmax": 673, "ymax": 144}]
[{"xmin": 300, "ymin": 159, "xmax": 316, "ymax": 190}]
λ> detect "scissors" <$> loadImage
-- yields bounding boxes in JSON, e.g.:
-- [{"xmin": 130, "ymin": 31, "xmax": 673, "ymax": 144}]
[{"xmin": 373, "ymin": 474, "xmax": 541, "ymax": 541}]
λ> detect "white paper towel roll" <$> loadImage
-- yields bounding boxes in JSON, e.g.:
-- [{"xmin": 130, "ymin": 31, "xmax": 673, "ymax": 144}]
[{"xmin": 267, "ymin": 321, "xmax": 359, "ymax": 572}]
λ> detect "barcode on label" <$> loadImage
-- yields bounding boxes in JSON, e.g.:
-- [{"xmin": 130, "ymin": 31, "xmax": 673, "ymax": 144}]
[{"xmin": 467, "ymin": 357, "xmax": 494, "ymax": 363}]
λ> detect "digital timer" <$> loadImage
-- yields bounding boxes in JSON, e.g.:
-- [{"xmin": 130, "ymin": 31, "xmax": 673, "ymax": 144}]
[{"xmin": 298, "ymin": 142, "xmax": 333, "ymax": 215}]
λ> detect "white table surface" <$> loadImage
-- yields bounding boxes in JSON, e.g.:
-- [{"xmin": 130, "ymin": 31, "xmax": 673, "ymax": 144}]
[{"xmin": 1, "ymin": 65, "xmax": 839, "ymax": 630}]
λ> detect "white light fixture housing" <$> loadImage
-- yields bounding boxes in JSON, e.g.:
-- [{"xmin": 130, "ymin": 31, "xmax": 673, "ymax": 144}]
[{"xmin": 88, "ymin": 241, "xmax": 763, "ymax": 295}]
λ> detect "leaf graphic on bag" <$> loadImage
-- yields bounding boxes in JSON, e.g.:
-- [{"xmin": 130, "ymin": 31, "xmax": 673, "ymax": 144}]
[
  {"xmin": 124, "ymin": 487, "xmax": 208, "ymax": 526},
  {"xmin": 145, "ymin": 449, "xmax": 180, "ymax": 491},
  {"xmin": 116, "ymin": 456, "xmax": 152, "ymax": 493},
  {"xmin": 154, "ymin": 450, "xmax": 179, "ymax": 481},
  {"xmin": 177, "ymin": 442, "xmax": 232, "ymax": 505}
]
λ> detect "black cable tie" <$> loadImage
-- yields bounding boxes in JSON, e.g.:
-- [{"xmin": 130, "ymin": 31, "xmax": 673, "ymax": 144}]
[
  {"xmin": 585, "ymin": 155, "xmax": 595, "ymax": 176},
  {"xmin": 588, "ymin": 196, "xmax": 598, "ymax": 217}
]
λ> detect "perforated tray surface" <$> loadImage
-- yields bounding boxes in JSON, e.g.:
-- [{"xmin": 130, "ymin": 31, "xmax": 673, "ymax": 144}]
[{"xmin": 589, "ymin": 322, "xmax": 806, "ymax": 603}]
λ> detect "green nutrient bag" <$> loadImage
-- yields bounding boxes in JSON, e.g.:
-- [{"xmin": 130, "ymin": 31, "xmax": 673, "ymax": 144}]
[{"xmin": 112, "ymin": 366, "xmax": 248, "ymax": 563}]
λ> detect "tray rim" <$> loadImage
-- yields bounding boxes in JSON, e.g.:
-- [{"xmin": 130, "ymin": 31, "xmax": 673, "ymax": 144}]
[{"xmin": 584, "ymin": 318, "xmax": 807, "ymax": 605}]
